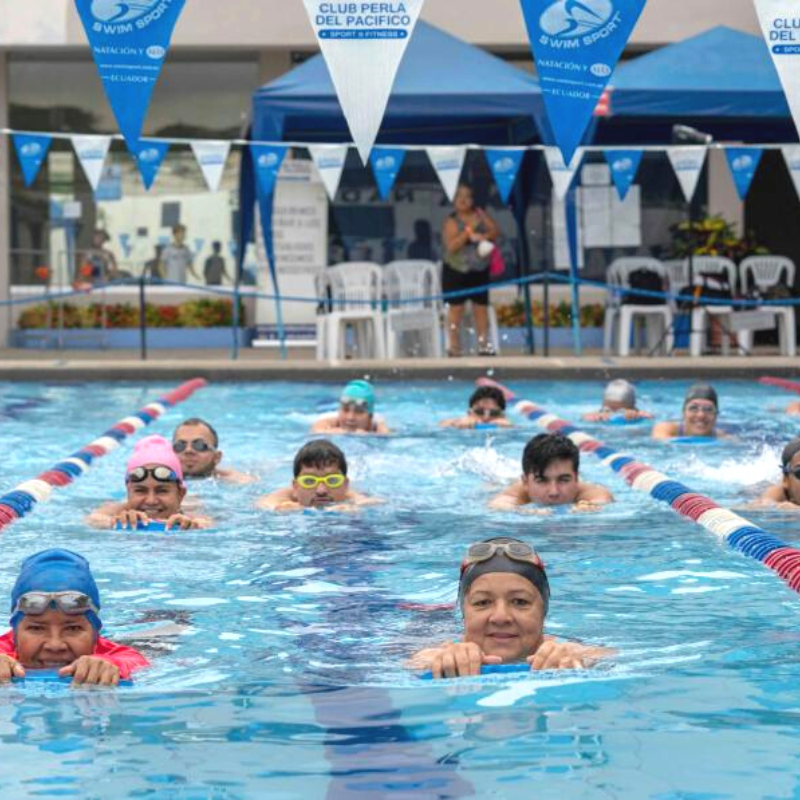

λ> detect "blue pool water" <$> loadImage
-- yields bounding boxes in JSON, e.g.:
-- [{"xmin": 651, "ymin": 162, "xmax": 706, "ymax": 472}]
[{"xmin": 0, "ymin": 378, "xmax": 799, "ymax": 798}]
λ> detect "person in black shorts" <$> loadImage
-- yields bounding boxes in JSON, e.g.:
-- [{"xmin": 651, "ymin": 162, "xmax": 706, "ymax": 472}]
[{"xmin": 441, "ymin": 184, "xmax": 500, "ymax": 356}]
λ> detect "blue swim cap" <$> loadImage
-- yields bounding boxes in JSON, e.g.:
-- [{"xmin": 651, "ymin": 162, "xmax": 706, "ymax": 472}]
[
  {"xmin": 10, "ymin": 549, "xmax": 102, "ymax": 631},
  {"xmin": 341, "ymin": 380, "xmax": 375, "ymax": 414}
]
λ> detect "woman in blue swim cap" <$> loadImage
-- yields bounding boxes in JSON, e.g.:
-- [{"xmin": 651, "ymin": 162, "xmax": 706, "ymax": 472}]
[
  {"xmin": 408, "ymin": 538, "xmax": 611, "ymax": 679},
  {"xmin": 311, "ymin": 380, "xmax": 390, "ymax": 435},
  {"xmin": 652, "ymin": 383, "xmax": 727, "ymax": 441}
]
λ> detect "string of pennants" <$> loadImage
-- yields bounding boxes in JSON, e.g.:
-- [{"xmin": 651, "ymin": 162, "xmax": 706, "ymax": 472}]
[
  {"xmin": 69, "ymin": 1, "xmax": 800, "ymax": 181},
  {"xmin": 11, "ymin": 129, "xmax": 800, "ymax": 208}
]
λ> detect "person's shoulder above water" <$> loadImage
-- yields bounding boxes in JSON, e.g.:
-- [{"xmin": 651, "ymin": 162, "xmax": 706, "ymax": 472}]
[
  {"xmin": 85, "ymin": 434, "xmax": 212, "ymax": 531},
  {"xmin": 0, "ymin": 549, "xmax": 149, "ymax": 686},
  {"xmin": 583, "ymin": 379, "xmax": 653, "ymax": 423},
  {"xmin": 751, "ymin": 436, "xmax": 800, "ymax": 511},
  {"xmin": 489, "ymin": 432, "xmax": 613, "ymax": 514},
  {"xmin": 310, "ymin": 380, "xmax": 390, "ymax": 435},
  {"xmin": 652, "ymin": 383, "xmax": 724, "ymax": 440},
  {"xmin": 440, "ymin": 385, "xmax": 513, "ymax": 429},
  {"xmin": 172, "ymin": 418, "xmax": 256, "ymax": 484},
  {"xmin": 257, "ymin": 439, "xmax": 382, "ymax": 514}
]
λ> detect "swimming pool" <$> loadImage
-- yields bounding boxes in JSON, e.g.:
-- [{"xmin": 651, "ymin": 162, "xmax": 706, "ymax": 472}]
[{"xmin": 0, "ymin": 378, "xmax": 799, "ymax": 798}]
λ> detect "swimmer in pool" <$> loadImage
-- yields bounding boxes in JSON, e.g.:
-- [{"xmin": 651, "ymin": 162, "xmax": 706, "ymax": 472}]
[
  {"xmin": 490, "ymin": 433, "xmax": 613, "ymax": 513},
  {"xmin": 785, "ymin": 401, "xmax": 800, "ymax": 416},
  {"xmin": 652, "ymin": 383, "xmax": 726, "ymax": 441},
  {"xmin": 753, "ymin": 437, "xmax": 800, "ymax": 511},
  {"xmin": 258, "ymin": 439, "xmax": 378, "ymax": 512},
  {"xmin": 583, "ymin": 379, "xmax": 653, "ymax": 423},
  {"xmin": 0, "ymin": 549, "xmax": 149, "ymax": 686},
  {"xmin": 311, "ymin": 380, "xmax": 390, "ymax": 435},
  {"xmin": 172, "ymin": 418, "xmax": 255, "ymax": 484},
  {"xmin": 408, "ymin": 538, "xmax": 611, "ymax": 679},
  {"xmin": 87, "ymin": 435, "xmax": 212, "ymax": 530},
  {"xmin": 440, "ymin": 386, "xmax": 513, "ymax": 429}
]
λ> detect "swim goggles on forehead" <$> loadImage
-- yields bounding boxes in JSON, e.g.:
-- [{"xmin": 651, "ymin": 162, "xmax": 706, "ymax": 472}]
[
  {"xmin": 460, "ymin": 541, "xmax": 545, "ymax": 576},
  {"xmin": 173, "ymin": 438, "xmax": 215, "ymax": 454},
  {"xmin": 127, "ymin": 466, "xmax": 180, "ymax": 483},
  {"xmin": 295, "ymin": 473, "xmax": 347, "ymax": 490},
  {"xmin": 13, "ymin": 591, "xmax": 99, "ymax": 617}
]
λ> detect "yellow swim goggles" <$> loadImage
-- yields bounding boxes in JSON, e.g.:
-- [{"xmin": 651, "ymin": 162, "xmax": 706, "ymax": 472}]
[{"xmin": 295, "ymin": 473, "xmax": 347, "ymax": 489}]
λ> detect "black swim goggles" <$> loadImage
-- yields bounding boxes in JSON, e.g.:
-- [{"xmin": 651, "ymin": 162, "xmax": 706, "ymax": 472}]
[
  {"xmin": 460, "ymin": 541, "xmax": 545, "ymax": 576},
  {"xmin": 173, "ymin": 438, "xmax": 215, "ymax": 454},
  {"xmin": 127, "ymin": 466, "xmax": 180, "ymax": 483},
  {"xmin": 340, "ymin": 399, "xmax": 370, "ymax": 413},
  {"xmin": 470, "ymin": 407, "xmax": 504, "ymax": 419},
  {"xmin": 784, "ymin": 465, "xmax": 800, "ymax": 479},
  {"xmin": 14, "ymin": 591, "xmax": 99, "ymax": 617}
]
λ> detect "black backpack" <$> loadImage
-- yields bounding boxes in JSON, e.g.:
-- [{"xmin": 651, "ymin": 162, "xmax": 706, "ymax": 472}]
[{"xmin": 624, "ymin": 269, "xmax": 664, "ymax": 305}]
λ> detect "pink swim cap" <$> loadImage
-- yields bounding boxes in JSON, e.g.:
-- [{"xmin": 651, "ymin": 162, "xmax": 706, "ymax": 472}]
[{"xmin": 126, "ymin": 435, "xmax": 185, "ymax": 486}]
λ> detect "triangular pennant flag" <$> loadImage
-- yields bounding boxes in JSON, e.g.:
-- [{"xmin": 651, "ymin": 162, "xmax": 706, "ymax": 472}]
[
  {"xmin": 667, "ymin": 147, "xmax": 707, "ymax": 201},
  {"xmin": 544, "ymin": 147, "xmax": 584, "ymax": 201},
  {"xmin": 519, "ymin": 0, "xmax": 647, "ymax": 164},
  {"xmin": 13, "ymin": 134, "xmax": 52, "ymax": 187},
  {"xmin": 369, "ymin": 147, "xmax": 406, "ymax": 200},
  {"xmin": 604, "ymin": 149, "xmax": 643, "ymax": 200},
  {"xmin": 251, "ymin": 144, "xmax": 288, "ymax": 273},
  {"xmin": 132, "ymin": 140, "xmax": 169, "ymax": 190},
  {"xmin": 755, "ymin": 1, "xmax": 800, "ymax": 141},
  {"xmin": 191, "ymin": 140, "xmax": 231, "ymax": 193},
  {"xmin": 301, "ymin": 0, "xmax": 425, "ymax": 163},
  {"xmin": 484, "ymin": 149, "xmax": 525, "ymax": 204},
  {"xmin": 72, "ymin": 135, "xmax": 112, "ymax": 192},
  {"xmin": 782, "ymin": 145, "xmax": 800, "ymax": 200},
  {"xmin": 724, "ymin": 148, "xmax": 764, "ymax": 201},
  {"xmin": 426, "ymin": 146, "xmax": 467, "ymax": 202},
  {"xmin": 309, "ymin": 144, "xmax": 349, "ymax": 200},
  {"xmin": 73, "ymin": 0, "xmax": 187, "ymax": 149}
]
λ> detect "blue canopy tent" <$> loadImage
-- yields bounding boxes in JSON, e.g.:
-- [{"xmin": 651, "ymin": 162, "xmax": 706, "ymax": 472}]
[
  {"xmin": 239, "ymin": 22, "xmax": 551, "ymax": 357},
  {"xmin": 593, "ymin": 26, "xmax": 796, "ymax": 145}
]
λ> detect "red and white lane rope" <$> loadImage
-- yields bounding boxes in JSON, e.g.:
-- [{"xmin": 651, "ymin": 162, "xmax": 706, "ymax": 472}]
[
  {"xmin": 478, "ymin": 378, "xmax": 800, "ymax": 595},
  {"xmin": 759, "ymin": 376, "xmax": 800, "ymax": 395},
  {"xmin": 0, "ymin": 378, "xmax": 208, "ymax": 531}
]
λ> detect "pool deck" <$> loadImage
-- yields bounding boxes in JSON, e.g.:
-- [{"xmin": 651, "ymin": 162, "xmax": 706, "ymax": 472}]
[{"xmin": 0, "ymin": 348, "xmax": 796, "ymax": 381}]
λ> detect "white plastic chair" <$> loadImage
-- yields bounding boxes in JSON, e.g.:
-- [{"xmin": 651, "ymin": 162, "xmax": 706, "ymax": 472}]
[
  {"xmin": 688, "ymin": 256, "xmax": 738, "ymax": 357},
  {"xmin": 315, "ymin": 262, "xmax": 386, "ymax": 360},
  {"xmin": 383, "ymin": 260, "xmax": 443, "ymax": 358},
  {"xmin": 738, "ymin": 255, "xmax": 797, "ymax": 357},
  {"xmin": 603, "ymin": 261, "xmax": 624, "ymax": 355},
  {"xmin": 606, "ymin": 257, "xmax": 673, "ymax": 356}
]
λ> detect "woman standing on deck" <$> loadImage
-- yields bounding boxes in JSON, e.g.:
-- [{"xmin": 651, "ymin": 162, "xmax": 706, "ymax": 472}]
[{"xmin": 441, "ymin": 184, "xmax": 500, "ymax": 357}]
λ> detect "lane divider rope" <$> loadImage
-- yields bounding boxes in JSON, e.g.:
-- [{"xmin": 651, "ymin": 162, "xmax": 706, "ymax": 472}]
[
  {"xmin": 0, "ymin": 378, "xmax": 208, "ymax": 532},
  {"xmin": 477, "ymin": 377, "xmax": 800, "ymax": 595},
  {"xmin": 759, "ymin": 376, "xmax": 800, "ymax": 395}
]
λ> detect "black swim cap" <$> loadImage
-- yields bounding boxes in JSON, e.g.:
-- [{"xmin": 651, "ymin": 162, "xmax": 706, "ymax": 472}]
[
  {"xmin": 782, "ymin": 437, "xmax": 800, "ymax": 468},
  {"xmin": 684, "ymin": 383, "xmax": 719, "ymax": 410},
  {"xmin": 459, "ymin": 537, "xmax": 550, "ymax": 616}
]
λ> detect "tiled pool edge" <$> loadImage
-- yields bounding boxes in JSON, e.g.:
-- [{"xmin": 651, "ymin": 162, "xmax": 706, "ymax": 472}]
[{"xmin": 0, "ymin": 355, "xmax": 796, "ymax": 382}]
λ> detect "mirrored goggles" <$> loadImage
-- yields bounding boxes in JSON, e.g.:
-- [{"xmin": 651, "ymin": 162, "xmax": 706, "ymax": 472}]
[
  {"xmin": 471, "ymin": 407, "xmax": 504, "ymax": 419},
  {"xmin": 295, "ymin": 473, "xmax": 347, "ymax": 490},
  {"xmin": 340, "ymin": 399, "xmax": 370, "ymax": 413},
  {"xmin": 461, "ymin": 541, "xmax": 545, "ymax": 576},
  {"xmin": 127, "ymin": 466, "xmax": 179, "ymax": 483},
  {"xmin": 173, "ymin": 438, "xmax": 214, "ymax": 454},
  {"xmin": 14, "ymin": 591, "xmax": 99, "ymax": 617}
]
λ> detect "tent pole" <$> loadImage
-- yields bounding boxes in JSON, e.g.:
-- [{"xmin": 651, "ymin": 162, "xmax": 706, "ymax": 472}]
[{"xmin": 565, "ymin": 185, "xmax": 582, "ymax": 356}]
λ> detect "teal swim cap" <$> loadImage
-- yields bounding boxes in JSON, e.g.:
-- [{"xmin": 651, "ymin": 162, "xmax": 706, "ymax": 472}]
[{"xmin": 341, "ymin": 380, "xmax": 375, "ymax": 414}]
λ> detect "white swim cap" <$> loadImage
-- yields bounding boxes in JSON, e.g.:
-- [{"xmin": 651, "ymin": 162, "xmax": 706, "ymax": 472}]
[{"xmin": 603, "ymin": 379, "xmax": 636, "ymax": 408}]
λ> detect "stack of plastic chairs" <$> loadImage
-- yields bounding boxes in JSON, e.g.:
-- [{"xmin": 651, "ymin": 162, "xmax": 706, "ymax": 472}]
[
  {"xmin": 383, "ymin": 260, "xmax": 443, "ymax": 358},
  {"xmin": 315, "ymin": 262, "xmax": 386, "ymax": 360}
]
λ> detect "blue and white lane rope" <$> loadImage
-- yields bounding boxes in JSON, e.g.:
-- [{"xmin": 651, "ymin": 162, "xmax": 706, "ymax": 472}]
[
  {"xmin": 0, "ymin": 378, "xmax": 208, "ymax": 532},
  {"xmin": 478, "ymin": 378, "xmax": 800, "ymax": 595}
]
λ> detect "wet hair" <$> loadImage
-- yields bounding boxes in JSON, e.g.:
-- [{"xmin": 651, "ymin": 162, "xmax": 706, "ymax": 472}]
[
  {"xmin": 293, "ymin": 440, "xmax": 347, "ymax": 477},
  {"xmin": 174, "ymin": 418, "xmax": 219, "ymax": 448},
  {"xmin": 782, "ymin": 437, "xmax": 800, "ymax": 469},
  {"xmin": 468, "ymin": 386, "xmax": 506, "ymax": 411},
  {"xmin": 522, "ymin": 433, "xmax": 579, "ymax": 478},
  {"xmin": 684, "ymin": 383, "xmax": 718, "ymax": 410}
]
